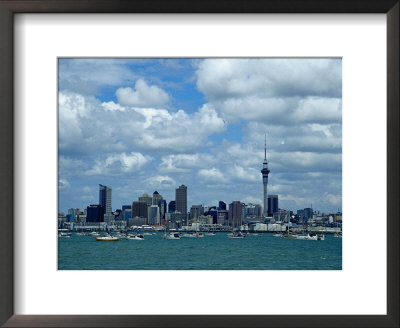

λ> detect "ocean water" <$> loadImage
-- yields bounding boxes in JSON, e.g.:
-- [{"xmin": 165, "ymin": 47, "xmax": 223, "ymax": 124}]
[{"xmin": 58, "ymin": 233, "xmax": 342, "ymax": 270}]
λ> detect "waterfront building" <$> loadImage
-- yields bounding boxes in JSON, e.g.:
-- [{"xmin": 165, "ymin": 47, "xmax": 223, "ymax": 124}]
[
  {"xmin": 128, "ymin": 216, "xmax": 146, "ymax": 227},
  {"xmin": 190, "ymin": 205, "xmax": 204, "ymax": 220},
  {"xmin": 170, "ymin": 211, "xmax": 183, "ymax": 226},
  {"xmin": 228, "ymin": 201, "xmax": 243, "ymax": 228},
  {"xmin": 175, "ymin": 185, "xmax": 187, "ymax": 223},
  {"xmin": 260, "ymin": 134, "xmax": 270, "ymax": 216},
  {"xmin": 132, "ymin": 201, "xmax": 148, "ymax": 219},
  {"xmin": 148, "ymin": 205, "xmax": 160, "ymax": 225},
  {"xmin": 168, "ymin": 200, "xmax": 176, "ymax": 213},
  {"xmin": 218, "ymin": 201, "xmax": 226, "ymax": 211},
  {"xmin": 267, "ymin": 195, "xmax": 278, "ymax": 217},
  {"xmin": 217, "ymin": 210, "xmax": 229, "ymax": 225},
  {"xmin": 99, "ymin": 184, "xmax": 112, "ymax": 220},
  {"xmin": 208, "ymin": 209, "xmax": 218, "ymax": 224},
  {"xmin": 86, "ymin": 204, "xmax": 103, "ymax": 222}
]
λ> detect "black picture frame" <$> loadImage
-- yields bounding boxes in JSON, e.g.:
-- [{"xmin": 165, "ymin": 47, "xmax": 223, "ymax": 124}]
[{"xmin": 0, "ymin": 1, "xmax": 398, "ymax": 327}]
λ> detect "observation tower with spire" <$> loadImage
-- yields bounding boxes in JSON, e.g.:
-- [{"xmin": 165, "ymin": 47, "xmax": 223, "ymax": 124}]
[{"xmin": 261, "ymin": 134, "xmax": 270, "ymax": 216}]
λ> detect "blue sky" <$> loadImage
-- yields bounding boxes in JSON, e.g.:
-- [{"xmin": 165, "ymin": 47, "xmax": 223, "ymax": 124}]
[{"xmin": 58, "ymin": 58, "xmax": 342, "ymax": 214}]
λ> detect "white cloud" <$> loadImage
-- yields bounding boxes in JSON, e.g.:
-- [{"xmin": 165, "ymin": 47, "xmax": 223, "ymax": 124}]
[
  {"xmin": 59, "ymin": 179, "xmax": 70, "ymax": 190},
  {"xmin": 195, "ymin": 58, "xmax": 342, "ymax": 125},
  {"xmin": 198, "ymin": 168, "xmax": 224, "ymax": 182},
  {"xmin": 159, "ymin": 153, "xmax": 216, "ymax": 172},
  {"xmin": 85, "ymin": 152, "xmax": 151, "ymax": 176},
  {"xmin": 146, "ymin": 175, "xmax": 176, "ymax": 187},
  {"xmin": 59, "ymin": 92, "xmax": 226, "ymax": 156},
  {"xmin": 116, "ymin": 79, "xmax": 169, "ymax": 108}
]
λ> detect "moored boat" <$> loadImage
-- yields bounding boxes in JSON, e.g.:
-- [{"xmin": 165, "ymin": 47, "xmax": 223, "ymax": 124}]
[
  {"xmin": 126, "ymin": 234, "xmax": 144, "ymax": 240},
  {"xmin": 96, "ymin": 235, "xmax": 120, "ymax": 241},
  {"xmin": 164, "ymin": 232, "xmax": 181, "ymax": 240}
]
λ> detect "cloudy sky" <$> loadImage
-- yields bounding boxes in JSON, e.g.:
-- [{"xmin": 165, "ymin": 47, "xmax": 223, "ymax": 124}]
[{"xmin": 58, "ymin": 58, "xmax": 342, "ymax": 214}]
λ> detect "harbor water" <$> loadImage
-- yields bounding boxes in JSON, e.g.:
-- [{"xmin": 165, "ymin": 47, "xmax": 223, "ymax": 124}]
[{"xmin": 58, "ymin": 233, "xmax": 342, "ymax": 270}]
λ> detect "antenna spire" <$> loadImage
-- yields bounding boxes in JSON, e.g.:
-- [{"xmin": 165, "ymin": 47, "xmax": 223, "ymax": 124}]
[{"xmin": 264, "ymin": 133, "xmax": 267, "ymax": 160}]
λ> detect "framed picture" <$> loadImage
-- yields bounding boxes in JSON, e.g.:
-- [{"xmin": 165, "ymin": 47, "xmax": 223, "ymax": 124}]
[{"xmin": 0, "ymin": 0, "xmax": 398, "ymax": 327}]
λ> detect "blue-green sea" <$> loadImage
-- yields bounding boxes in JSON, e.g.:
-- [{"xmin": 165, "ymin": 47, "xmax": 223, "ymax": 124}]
[{"xmin": 58, "ymin": 233, "xmax": 342, "ymax": 270}]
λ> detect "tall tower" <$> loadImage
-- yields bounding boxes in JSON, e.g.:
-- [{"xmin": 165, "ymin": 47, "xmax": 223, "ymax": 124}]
[
  {"xmin": 175, "ymin": 185, "xmax": 187, "ymax": 224},
  {"xmin": 99, "ymin": 184, "xmax": 112, "ymax": 214},
  {"xmin": 261, "ymin": 134, "xmax": 270, "ymax": 216}
]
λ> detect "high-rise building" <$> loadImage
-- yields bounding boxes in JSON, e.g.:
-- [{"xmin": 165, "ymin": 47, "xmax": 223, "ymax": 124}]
[
  {"xmin": 159, "ymin": 199, "xmax": 167, "ymax": 220},
  {"xmin": 99, "ymin": 184, "xmax": 112, "ymax": 215},
  {"xmin": 190, "ymin": 205, "xmax": 204, "ymax": 220},
  {"xmin": 132, "ymin": 201, "xmax": 148, "ymax": 218},
  {"xmin": 168, "ymin": 200, "xmax": 176, "ymax": 213},
  {"xmin": 152, "ymin": 191, "xmax": 163, "ymax": 205},
  {"xmin": 260, "ymin": 135, "xmax": 270, "ymax": 216},
  {"xmin": 139, "ymin": 193, "xmax": 152, "ymax": 207},
  {"xmin": 148, "ymin": 205, "xmax": 160, "ymax": 225},
  {"xmin": 218, "ymin": 201, "xmax": 226, "ymax": 210},
  {"xmin": 267, "ymin": 195, "xmax": 278, "ymax": 216},
  {"xmin": 228, "ymin": 201, "xmax": 243, "ymax": 228},
  {"xmin": 175, "ymin": 185, "xmax": 187, "ymax": 223},
  {"xmin": 86, "ymin": 204, "xmax": 103, "ymax": 222}
]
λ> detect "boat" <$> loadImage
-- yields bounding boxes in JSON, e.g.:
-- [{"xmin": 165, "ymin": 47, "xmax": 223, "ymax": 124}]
[
  {"xmin": 333, "ymin": 232, "xmax": 342, "ymax": 238},
  {"xmin": 205, "ymin": 226, "xmax": 216, "ymax": 236},
  {"xmin": 126, "ymin": 234, "xmax": 144, "ymax": 240},
  {"xmin": 228, "ymin": 232, "xmax": 245, "ymax": 239},
  {"xmin": 196, "ymin": 232, "xmax": 204, "ymax": 238},
  {"xmin": 182, "ymin": 232, "xmax": 197, "ymax": 238},
  {"xmin": 164, "ymin": 232, "xmax": 181, "ymax": 240},
  {"xmin": 273, "ymin": 233, "xmax": 283, "ymax": 237},
  {"xmin": 90, "ymin": 231, "xmax": 100, "ymax": 236},
  {"xmin": 293, "ymin": 233, "xmax": 325, "ymax": 241},
  {"xmin": 58, "ymin": 232, "xmax": 71, "ymax": 238},
  {"xmin": 76, "ymin": 232, "xmax": 86, "ymax": 236},
  {"xmin": 96, "ymin": 235, "xmax": 120, "ymax": 241}
]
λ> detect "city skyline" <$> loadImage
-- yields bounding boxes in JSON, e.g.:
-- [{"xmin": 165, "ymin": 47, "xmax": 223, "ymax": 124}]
[{"xmin": 58, "ymin": 58, "xmax": 342, "ymax": 214}]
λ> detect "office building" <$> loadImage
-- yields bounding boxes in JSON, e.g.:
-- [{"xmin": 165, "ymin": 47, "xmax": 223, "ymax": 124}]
[
  {"xmin": 175, "ymin": 185, "xmax": 187, "ymax": 223},
  {"xmin": 148, "ymin": 205, "xmax": 160, "ymax": 225},
  {"xmin": 228, "ymin": 201, "xmax": 243, "ymax": 228},
  {"xmin": 152, "ymin": 191, "xmax": 163, "ymax": 206},
  {"xmin": 132, "ymin": 201, "xmax": 148, "ymax": 219},
  {"xmin": 190, "ymin": 205, "xmax": 204, "ymax": 220},
  {"xmin": 168, "ymin": 201, "xmax": 176, "ymax": 213},
  {"xmin": 139, "ymin": 193, "xmax": 152, "ymax": 207},
  {"xmin": 86, "ymin": 204, "xmax": 103, "ymax": 223},
  {"xmin": 99, "ymin": 184, "xmax": 112, "ymax": 217},
  {"xmin": 267, "ymin": 195, "xmax": 278, "ymax": 216}
]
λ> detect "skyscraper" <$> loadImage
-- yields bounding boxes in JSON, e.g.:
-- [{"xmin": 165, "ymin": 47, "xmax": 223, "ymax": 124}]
[
  {"xmin": 99, "ymin": 184, "xmax": 112, "ymax": 214},
  {"xmin": 139, "ymin": 193, "xmax": 152, "ymax": 207},
  {"xmin": 267, "ymin": 195, "xmax": 278, "ymax": 216},
  {"xmin": 152, "ymin": 191, "xmax": 163, "ymax": 205},
  {"xmin": 168, "ymin": 200, "xmax": 176, "ymax": 213},
  {"xmin": 132, "ymin": 201, "xmax": 148, "ymax": 218},
  {"xmin": 228, "ymin": 201, "xmax": 243, "ymax": 228},
  {"xmin": 260, "ymin": 135, "xmax": 270, "ymax": 216},
  {"xmin": 175, "ymin": 185, "xmax": 187, "ymax": 223}
]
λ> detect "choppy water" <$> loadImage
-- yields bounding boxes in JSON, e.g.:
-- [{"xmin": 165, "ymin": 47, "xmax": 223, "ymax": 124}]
[{"xmin": 58, "ymin": 233, "xmax": 342, "ymax": 270}]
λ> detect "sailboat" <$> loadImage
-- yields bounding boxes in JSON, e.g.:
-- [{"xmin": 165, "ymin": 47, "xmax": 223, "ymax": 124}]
[
  {"xmin": 95, "ymin": 219, "xmax": 119, "ymax": 241},
  {"xmin": 205, "ymin": 225, "xmax": 216, "ymax": 236},
  {"xmin": 227, "ymin": 214, "xmax": 245, "ymax": 239}
]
